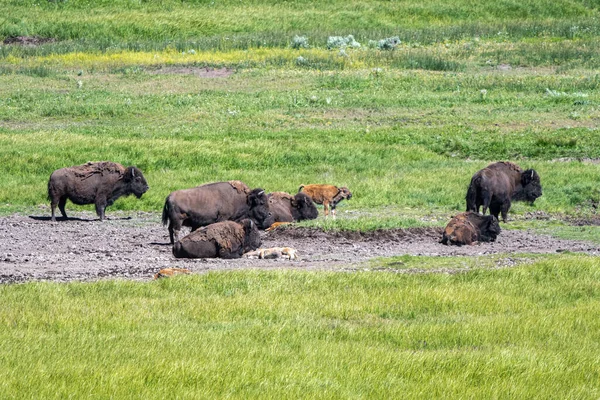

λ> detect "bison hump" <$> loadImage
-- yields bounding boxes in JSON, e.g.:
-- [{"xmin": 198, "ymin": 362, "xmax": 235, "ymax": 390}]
[
  {"xmin": 68, "ymin": 161, "xmax": 125, "ymax": 180},
  {"xmin": 268, "ymin": 192, "xmax": 294, "ymax": 203},
  {"xmin": 487, "ymin": 161, "xmax": 522, "ymax": 173},
  {"xmin": 228, "ymin": 180, "xmax": 250, "ymax": 195},
  {"xmin": 187, "ymin": 221, "xmax": 244, "ymax": 251}
]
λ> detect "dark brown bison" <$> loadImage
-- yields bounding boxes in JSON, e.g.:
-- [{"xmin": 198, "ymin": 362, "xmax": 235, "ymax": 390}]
[
  {"xmin": 298, "ymin": 184, "xmax": 352, "ymax": 218},
  {"xmin": 440, "ymin": 212, "xmax": 501, "ymax": 246},
  {"xmin": 162, "ymin": 180, "xmax": 274, "ymax": 244},
  {"xmin": 267, "ymin": 192, "xmax": 318, "ymax": 223},
  {"xmin": 172, "ymin": 219, "xmax": 261, "ymax": 259},
  {"xmin": 466, "ymin": 161, "xmax": 542, "ymax": 222},
  {"xmin": 48, "ymin": 161, "xmax": 149, "ymax": 221}
]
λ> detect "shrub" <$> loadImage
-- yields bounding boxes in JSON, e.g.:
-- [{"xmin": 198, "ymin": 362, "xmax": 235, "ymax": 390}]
[
  {"xmin": 327, "ymin": 35, "xmax": 361, "ymax": 50},
  {"xmin": 291, "ymin": 35, "xmax": 309, "ymax": 49},
  {"xmin": 369, "ymin": 36, "xmax": 401, "ymax": 50}
]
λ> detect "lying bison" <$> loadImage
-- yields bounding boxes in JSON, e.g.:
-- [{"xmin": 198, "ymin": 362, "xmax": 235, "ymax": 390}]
[
  {"xmin": 172, "ymin": 219, "xmax": 261, "ymax": 259},
  {"xmin": 298, "ymin": 184, "xmax": 352, "ymax": 218},
  {"xmin": 162, "ymin": 180, "xmax": 274, "ymax": 244},
  {"xmin": 48, "ymin": 161, "xmax": 149, "ymax": 221},
  {"xmin": 466, "ymin": 161, "xmax": 542, "ymax": 222},
  {"xmin": 267, "ymin": 192, "xmax": 318, "ymax": 224},
  {"xmin": 440, "ymin": 212, "xmax": 501, "ymax": 246}
]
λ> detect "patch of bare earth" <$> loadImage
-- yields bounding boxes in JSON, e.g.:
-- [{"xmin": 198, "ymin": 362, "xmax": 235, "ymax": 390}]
[
  {"xmin": 148, "ymin": 67, "xmax": 234, "ymax": 78},
  {"xmin": 3, "ymin": 36, "xmax": 56, "ymax": 46},
  {"xmin": 1, "ymin": 213, "xmax": 599, "ymax": 284}
]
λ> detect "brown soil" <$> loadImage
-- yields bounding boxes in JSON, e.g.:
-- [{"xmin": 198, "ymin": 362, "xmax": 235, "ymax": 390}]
[
  {"xmin": 1, "ymin": 212, "xmax": 599, "ymax": 284},
  {"xmin": 3, "ymin": 36, "xmax": 56, "ymax": 46},
  {"xmin": 148, "ymin": 67, "xmax": 234, "ymax": 78}
]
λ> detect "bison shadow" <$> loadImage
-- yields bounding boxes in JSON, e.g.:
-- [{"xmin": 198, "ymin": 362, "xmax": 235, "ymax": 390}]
[{"xmin": 29, "ymin": 215, "xmax": 132, "ymax": 222}]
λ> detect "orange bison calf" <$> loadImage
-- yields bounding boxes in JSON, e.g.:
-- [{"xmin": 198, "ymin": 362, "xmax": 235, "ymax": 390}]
[
  {"xmin": 298, "ymin": 184, "xmax": 352, "ymax": 219},
  {"xmin": 172, "ymin": 219, "xmax": 261, "ymax": 259},
  {"xmin": 440, "ymin": 212, "xmax": 501, "ymax": 246}
]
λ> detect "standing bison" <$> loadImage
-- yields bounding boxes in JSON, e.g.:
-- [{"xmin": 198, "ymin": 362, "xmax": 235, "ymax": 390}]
[
  {"xmin": 267, "ymin": 191, "xmax": 318, "ymax": 224},
  {"xmin": 48, "ymin": 161, "xmax": 149, "ymax": 221},
  {"xmin": 162, "ymin": 180, "xmax": 274, "ymax": 244},
  {"xmin": 172, "ymin": 219, "xmax": 261, "ymax": 259},
  {"xmin": 466, "ymin": 161, "xmax": 542, "ymax": 222},
  {"xmin": 440, "ymin": 212, "xmax": 501, "ymax": 246}
]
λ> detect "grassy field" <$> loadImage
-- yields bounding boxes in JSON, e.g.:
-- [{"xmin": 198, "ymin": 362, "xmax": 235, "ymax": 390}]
[
  {"xmin": 2, "ymin": 0, "xmax": 600, "ymax": 397},
  {"xmin": 1, "ymin": 255, "xmax": 600, "ymax": 399}
]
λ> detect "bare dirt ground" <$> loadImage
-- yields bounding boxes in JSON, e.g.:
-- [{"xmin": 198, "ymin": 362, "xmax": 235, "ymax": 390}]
[{"xmin": 1, "ymin": 212, "xmax": 599, "ymax": 284}]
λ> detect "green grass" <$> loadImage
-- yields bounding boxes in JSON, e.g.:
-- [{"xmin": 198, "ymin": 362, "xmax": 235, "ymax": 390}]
[{"xmin": 1, "ymin": 255, "xmax": 600, "ymax": 398}]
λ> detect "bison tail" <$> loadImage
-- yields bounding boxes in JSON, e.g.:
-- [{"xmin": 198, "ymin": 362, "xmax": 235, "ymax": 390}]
[
  {"xmin": 465, "ymin": 180, "xmax": 478, "ymax": 212},
  {"xmin": 161, "ymin": 198, "xmax": 170, "ymax": 226}
]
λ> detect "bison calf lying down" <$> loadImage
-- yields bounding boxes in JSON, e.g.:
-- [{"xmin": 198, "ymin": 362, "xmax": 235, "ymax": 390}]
[
  {"xmin": 466, "ymin": 161, "xmax": 542, "ymax": 222},
  {"xmin": 172, "ymin": 219, "xmax": 261, "ymax": 259},
  {"xmin": 244, "ymin": 247, "xmax": 298, "ymax": 260},
  {"xmin": 48, "ymin": 161, "xmax": 149, "ymax": 221},
  {"xmin": 162, "ymin": 180, "xmax": 274, "ymax": 244},
  {"xmin": 298, "ymin": 184, "xmax": 352, "ymax": 218},
  {"xmin": 440, "ymin": 212, "xmax": 501, "ymax": 246},
  {"xmin": 153, "ymin": 268, "xmax": 191, "ymax": 279},
  {"xmin": 267, "ymin": 191, "xmax": 318, "ymax": 223}
]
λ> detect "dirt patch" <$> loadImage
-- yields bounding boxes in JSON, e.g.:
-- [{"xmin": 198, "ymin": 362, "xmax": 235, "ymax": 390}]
[
  {"xmin": 148, "ymin": 67, "xmax": 234, "ymax": 78},
  {"xmin": 1, "ymin": 212, "xmax": 599, "ymax": 284},
  {"xmin": 3, "ymin": 36, "xmax": 56, "ymax": 46}
]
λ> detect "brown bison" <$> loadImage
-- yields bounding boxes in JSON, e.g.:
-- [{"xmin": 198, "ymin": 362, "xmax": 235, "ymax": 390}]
[
  {"xmin": 466, "ymin": 161, "xmax": 542, "ymax": 222},
  {"xmin": 48, "ymin": 161, "xmax": 149, "ymax": 221},
  {"xmin": 267, "ymin": 192, "xmax": 318, "ymax": 224},
  {"xmin": 298, "ymin": 184, "xmax": 352, "ymax": 218},
  {"xmin": 172, "ymin": 219, "xmax": 261, "ymax": 259},
  {"xmin": 440, "ymin": 212, "xmax": 501, "ymax": 246},
  {"xmin": 162, "ymin": 180, "xmax": 274, "ymax": 244}
]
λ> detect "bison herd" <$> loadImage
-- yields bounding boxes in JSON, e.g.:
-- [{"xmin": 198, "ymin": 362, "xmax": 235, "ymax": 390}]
[{"xmin": 46, "ymin": 160, "xmax": 542, "ymax": 260}]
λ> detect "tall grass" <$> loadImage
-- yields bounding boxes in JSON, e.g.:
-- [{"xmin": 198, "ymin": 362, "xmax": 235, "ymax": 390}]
[{"xmin": 1, "ymin": 256, "xmax": 599, "ymax": 398}]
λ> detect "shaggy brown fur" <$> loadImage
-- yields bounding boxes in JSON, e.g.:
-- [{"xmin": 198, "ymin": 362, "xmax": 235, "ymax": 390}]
[
  {"xmin": 162, "ymin": 182, "xmax": 273, "ymax": 244},
  {"xmin": 268, "ymin": 191, "xmax": 318, "ymax": 223},
  {"xmin": 153, "ymin": 268, "xmax": 191, "ymax": 279},
  {"xmin": 48, "ymin": 161, "xmax": 149, "ymax": 221},
  {"xmin": 440, "ymin": 212, "xmax": 501, "ymax": 246},
  {"xmin": 466, "ymin": 161, "xmax": 542, "ymax": 222},
  {"xmin": 298, "ymin": 184, "xmax": 352, "ymax": 218},
  {"xmin": 172, "ymin": 219, "xmax": 261, "ymax": 259}
]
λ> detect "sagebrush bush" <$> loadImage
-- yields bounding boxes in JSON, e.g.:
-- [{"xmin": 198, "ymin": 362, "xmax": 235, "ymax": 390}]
[
  {"xmin": 291, "ymin": 35, "xmax": 309, "ymax": 49},
  {"xmin": 327, "ymin": 35, "xmax": 361, "ymax": 49}
]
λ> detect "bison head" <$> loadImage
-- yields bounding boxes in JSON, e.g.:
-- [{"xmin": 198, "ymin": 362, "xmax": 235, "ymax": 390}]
[
  {"xmin": 123, "ymin": 166, "xmax": 149, "ymax": 198},
  {"xmin": 482, "ymin": 214, "xmax": 501, "ymax": 241},
  {"xmin": 291, "ymin": 192, "xmax": 318, "ymax": 221},
  {"xmin": 247, "ymin": 188, "xmax": 275, "ymax": 229},
  {"xmin": 516, "ymin": 169, "xmax": 542, "ymax": 204},
  {"xmin": 339, "ymin": 187, "xmax": 352, "ymax": 200},
  {"xmin": 240, "ymin": 219, "xmax": 261, "ymax": 253}
]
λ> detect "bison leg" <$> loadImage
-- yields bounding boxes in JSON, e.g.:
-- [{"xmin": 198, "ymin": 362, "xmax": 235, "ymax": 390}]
[
  {"xmin": 501, "ymin": 201, "xmax": 511, "ymax": 223},
  {"xmin": 219, "ymin": 246, "xmax": 243, "ymax": 259},
  {"xmin": 95, "ymin": 201, "xmax": 107, "ymax": 221},
  {"xmin": 323, "ymin": 201, "xmax": 330, "ymax": 218},
  {"xmin": 58, "ymin": 197, "xmax": 68, "ymax": 220},
  {"xmin": 168, "ymin": 220, "xmax": 182, "ymax": 245},
  {"xmin": 481, "ymin": 190, "xmax": 492, "ymax": 215}
]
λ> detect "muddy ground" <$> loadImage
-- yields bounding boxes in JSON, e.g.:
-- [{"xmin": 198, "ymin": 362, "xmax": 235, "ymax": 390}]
[{"xmin": 1, "ymin": 212, "xmax": 599, "ymax": 284}]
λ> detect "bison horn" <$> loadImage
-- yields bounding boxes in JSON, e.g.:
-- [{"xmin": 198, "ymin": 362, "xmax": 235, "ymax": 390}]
[
  {"xmin": 132, "ymin": 169, "xmax": 135, "ymax": 178},
  {"xmin": 531, "ymin": 171, "xmax": 534, "ymax": 179},
  {"xmin": 258, "ymin": 190, "xmax": 264, "ymax": 196}
]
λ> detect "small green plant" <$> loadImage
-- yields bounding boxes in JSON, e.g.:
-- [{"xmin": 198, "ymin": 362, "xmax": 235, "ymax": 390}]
[
  {"xmin": 369, "ymin": 36, "xmax": 401, "ymax": 50},
  {"xmin": 291, "ymin": 35, "xmax": 309, "ymax": 49},
  {"xmin": 327, "ymin": 35, "xmax": 361, "ymax": 49}
]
